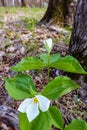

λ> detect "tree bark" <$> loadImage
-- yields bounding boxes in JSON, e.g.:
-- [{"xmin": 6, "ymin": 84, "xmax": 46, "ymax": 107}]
[
  {"xmin": 69, "ymin": 0, "xmax": 87, "ymax": 71},
  {"xmin": 1, "ymin": 0, "xmax": 5, "ymax": 6},
  {"xmin": 21, "ymin": 0, "xmax": 26, "ymax": 6},
  {"xmin": 69, "ymin": 0, "xmax": 87, "ymax": 100},
  {"xmin": 38, "ymin": 0, "xmax": 73, "ymax": 26}
]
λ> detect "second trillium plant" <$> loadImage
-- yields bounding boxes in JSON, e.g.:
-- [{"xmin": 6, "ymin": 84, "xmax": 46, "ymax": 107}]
[{"xmin": 4, "ymin": 38, "xmax": 87, "ymax": 130}]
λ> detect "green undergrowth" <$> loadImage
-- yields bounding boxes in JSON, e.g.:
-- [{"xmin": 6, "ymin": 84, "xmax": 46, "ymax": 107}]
[
  {"xmin": 0, "ymin": 7, "xmax": 46, "ymax": 18},
  {"xmin": 64, "ymin": 26, "xmax": 72, "ymax": 45},
  {"xmin": 21, "ymin": 17, "xmax": 38, "ymax": 30},
  {"xmin": 0, "ymin": 7, "xmax": 72, "ymax": 45},
  {"xmin": 0, "ymin": 7, "xmax": 46, "ymax": 30}
]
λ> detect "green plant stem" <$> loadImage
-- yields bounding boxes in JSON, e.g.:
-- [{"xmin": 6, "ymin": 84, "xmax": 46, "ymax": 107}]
[{"xmin": 47, "ymin": 53, "xmax": 50, "ymax": 82}]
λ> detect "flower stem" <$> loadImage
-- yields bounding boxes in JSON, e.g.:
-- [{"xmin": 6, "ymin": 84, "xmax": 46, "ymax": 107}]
[{"xmin": 47, "ymin": 54, "xmax": 50, "ymax": 82}]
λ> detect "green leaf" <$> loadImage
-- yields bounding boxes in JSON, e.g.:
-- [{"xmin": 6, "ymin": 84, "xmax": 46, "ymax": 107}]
[
  {"xmin": 50, "ymin": 55, "xmax": 87, "ymax": 74},
  {"xmin": 64, "ymin": 119, "xmax": 87, "ymax": 130},
  {"xmin": 11, "ymin": 57, "xmax": 46, "ymax": 72},
  {"xmin": 42, "ymin": 76, "xmax": 79, "ymax": 99},
  {"xmin": 40, "ymin": 53, "xmax": 60, "ymax": 65},
  {"xmin": 19, "ymin": 111, "xmax": 52, "ymax": 130},
  {"xmin": 49, "ymin": 106, "xmax": 64, "ymax": 130},
  {"xmin": 30, "ymin": 111, "xmax": 52, "ymax": 130},
  {"xmin": 4, "ymin": 74, "xmax": 37, "ymax": 100},
  {"xmin": 40, "ymin": 53, "xmax": 49, "ymax": 64},
  {"xmin": 19, "ymin": 113, "xmax": 31, "ymax": 130},
  {"xmin": 19, "ymin": 108, "xmax": 64, "ymax": 130}
]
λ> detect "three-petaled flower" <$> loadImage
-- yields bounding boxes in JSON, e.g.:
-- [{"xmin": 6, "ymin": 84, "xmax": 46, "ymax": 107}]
[
  {"xmin": 18, "ymin": 95, "xmax": 50, "ymax": 122},
  {"xmin": 43, "ymin": 38, "xmax": 53, "ymax": 54}
]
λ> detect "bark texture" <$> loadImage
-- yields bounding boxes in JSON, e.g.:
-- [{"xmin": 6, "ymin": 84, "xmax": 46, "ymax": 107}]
[
  {"xmin": 69, "ymin": 0, "xmax": 87, "ymax": 100},
  {"xmin": 69, "ymin": 0, "xmax": 87, "ymax": 71},
  {"xmin": 38, "ymin": 0, "xmax": 75, "ymax": 26},
  {"xmin": 38, "ymin": 0, "xmax": 56, "ymax": 25}
]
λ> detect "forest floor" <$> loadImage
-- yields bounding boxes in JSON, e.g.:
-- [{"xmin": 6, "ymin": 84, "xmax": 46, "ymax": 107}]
[{"xmin": 0, "ymin": 7, "xmax": 87, "ymax": 130}]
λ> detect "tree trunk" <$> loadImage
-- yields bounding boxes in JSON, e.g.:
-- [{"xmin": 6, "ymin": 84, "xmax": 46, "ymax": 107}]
[
  {"xmin": 1, "ymin": 0, "xmax": 5, "ymax": 6},
  {"xmin": 69, "ymin": 0, "xmax": 87, "ymax": 71},
  {"xmin": 69, "ymin": 0, "xmax": 87, "ymax": 100},
  {"xmin": 0, "ymin": 0, "xmax": 22, "ymax": 6},
  {"xmin": 38, "ymin": 0, "xmax": 73, "ymax": 26},
  {"xmin": 21, "ymin": 0, "xmax": 26, "ymax": 6}
]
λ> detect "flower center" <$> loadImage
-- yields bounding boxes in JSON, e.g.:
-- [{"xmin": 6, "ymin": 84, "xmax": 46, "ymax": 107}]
[{"xmin": 33, "ymin": 97, "xmax": 39, "ymax": 103}]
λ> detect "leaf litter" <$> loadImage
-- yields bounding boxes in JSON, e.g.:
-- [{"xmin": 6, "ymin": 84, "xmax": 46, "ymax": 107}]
[{"xmin": 0, "ymin": 8, "xmax": 86, "ymax": 130}]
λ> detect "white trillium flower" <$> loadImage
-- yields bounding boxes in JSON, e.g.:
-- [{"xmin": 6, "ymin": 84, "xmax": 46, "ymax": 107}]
[
  {"xmin": 43, "ymin": 38, "xmax": 53, "ymax": 54},
  {"xmin": 18, "ymin": 95, "xmax": 50, "ymax": 122}
]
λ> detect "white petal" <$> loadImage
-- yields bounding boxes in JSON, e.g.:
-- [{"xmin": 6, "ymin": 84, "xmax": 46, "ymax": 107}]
[
  {"xmin": 18, "ymin": 98, "xmax": 32, "ymax": 113},
  {"xmin": 26, "ymin": 102, "xmax": 39, "ymax": 122},
  {"xmin": 36, "ymin": 95, "xmax": 50, "ymax": 112},
  {"xmin": 46, "ymin": 38, "xmax": 53, "ymax": 49},
  {"xmin": 43, "ymin": 38, "xmax": 53, "ymax": 53}
]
